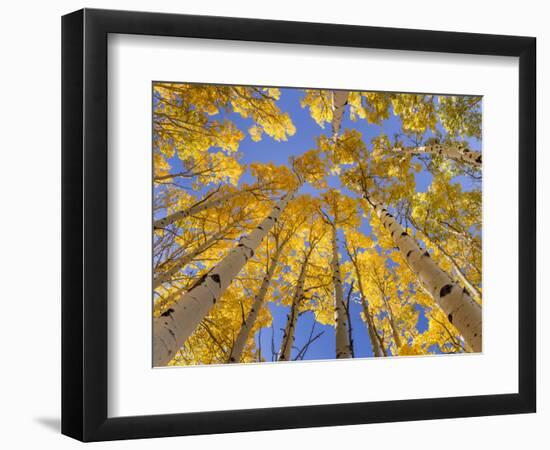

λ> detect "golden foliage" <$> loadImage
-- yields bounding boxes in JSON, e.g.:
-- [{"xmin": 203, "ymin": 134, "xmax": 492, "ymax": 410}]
[{"xmin": 153, "ymin": 84, "xmax": 482, "ymax": 364}]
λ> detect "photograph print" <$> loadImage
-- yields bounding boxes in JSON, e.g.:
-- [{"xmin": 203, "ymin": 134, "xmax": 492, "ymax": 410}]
[{"xmin": 152, "ymin": 83, "xmax": 482, "ymax": 367}]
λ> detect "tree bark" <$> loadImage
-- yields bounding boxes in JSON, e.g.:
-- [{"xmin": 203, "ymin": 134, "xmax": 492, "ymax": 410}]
[
  {"xmin": 278, "ymin": 255, "xmax": 309, "ymax": 361},
  {"xmin": 331, "ymin": 226, "xmax": 353, "ymax": 359},
  {"xmin": 331, "ymin": 90, "xmax": 349, "ymax": 137},
  {"xmin": 153, "ymin": 190, "xmax": 296, "ymax": 366},
  {"xmin": 393, "ymin": 144, "xmax": 482, "ymax": 169},
  {"xmin": 228, "ymin": 245, "xmax": 284, "ymax": 363},
  {"xmin": 364, "ymin": 194, "xmax": 482, "ymax": 352}
]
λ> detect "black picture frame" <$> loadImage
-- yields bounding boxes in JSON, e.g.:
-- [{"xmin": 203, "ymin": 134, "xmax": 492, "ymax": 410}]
[{"xmin": 62, "ymin": 8, "xmax": 536, "ymax": 442}]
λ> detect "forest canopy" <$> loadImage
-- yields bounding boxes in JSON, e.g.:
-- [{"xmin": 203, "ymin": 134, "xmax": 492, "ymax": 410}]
[{"xmin": 152, "ymin": 83, "xmax": 482, "ymax": 366}]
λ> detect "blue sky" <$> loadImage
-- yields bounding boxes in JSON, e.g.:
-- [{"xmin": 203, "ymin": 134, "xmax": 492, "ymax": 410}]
[{"xmin": 156, "ymin": 86, "xmax": 481, "ymax": 361}]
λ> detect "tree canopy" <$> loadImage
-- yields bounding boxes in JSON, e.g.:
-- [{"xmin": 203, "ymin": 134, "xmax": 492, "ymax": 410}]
[{"xmin": 152, "ymin": 84, "xmax": 482, "ymax": 366}]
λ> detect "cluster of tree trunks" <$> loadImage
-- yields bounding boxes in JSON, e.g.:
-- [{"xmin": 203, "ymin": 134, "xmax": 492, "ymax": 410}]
[
  {"xmin": 364, "ymin": 194, "xmax": 482, "ymax": 352},
  {"xmin": 153, "ymin": 190, "xmax": 296, "ymax": 366},
  {"xmin": 153, "ymin": 88, "xmax": 482, "ymax": 365}
]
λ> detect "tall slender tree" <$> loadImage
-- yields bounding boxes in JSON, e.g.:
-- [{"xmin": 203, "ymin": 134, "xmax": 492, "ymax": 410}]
[
  {"xmin": 363, "ymin": 193, "xmax": 482, "ymax": 352},
  {"xmin": 326, "ymin": 125, "xmax": 482, "ymax": 352},
  {"xmin": 321, "ymin": 190, "xmax": 359, "ymax": 359},
  {"xmin": 278, "ymin": 206, "xmax": 329, "ymax": 361},
  {"xmin": 153, "ymin": 187, "xmax": 298, "ymax": 366},
  {"xmin": 228, "ymin": 198, "xmax": 311, "ymax": 363},
  {"xmin": 154, "ymin": 85, "xmax": 485, "ymax": 366}
]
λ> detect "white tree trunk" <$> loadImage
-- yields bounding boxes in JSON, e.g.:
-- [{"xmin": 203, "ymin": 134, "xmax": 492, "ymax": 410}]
[
  {"xmin": 332, "ymin": 226, "xmax": 353, "ymax": 359},
  {"xmin": 393, "ymin": 144, "xmax": 482, "ymax": 169},
  {"xmin": 228, "ymin": 246, "xmax": 283, "ymax": 363},
  {"xmin": 278, "ymin": 256, "xmax": 309, "ymax": 361},
  {"xmin": 364, "ymin": 195, "xmax": 482, "ymax": 352},
  {"xmin": 153, "ymin": 191, "xmax": 296, "ymax": 366},
  {"xmin": 331, "ymin": 90, "xmax": 349, "ymax": 137},
  {"xmin": 153, "ymin": 228, "xmax": 227, "ymax": 289},
  {"xmin": 154, "ymin": 189, "xmax": 243, "ymax": 229}
]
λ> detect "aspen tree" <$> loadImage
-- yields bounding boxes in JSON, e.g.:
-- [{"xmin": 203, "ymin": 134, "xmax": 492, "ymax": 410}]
[
  {"xmin": 153, "ymin": 189, "xmax": 297, "ymax": 366},
  {"xmin": 364, "ymin": 194, "xmax": 482, "ymax": 352},
  {"xmin": 228, "ymin": 245, "xmax": 283, "ymax": 363},
  {"xmin": 278, "ymin": 206, "xmax": 329, "ymax": 361},
  {"xmin": 330, "ymin": 224, "xmax": 352, "ymax": 358},
  {"xmin": 321, "ymin": 190, "xmax": 358, "ymax": 359}
]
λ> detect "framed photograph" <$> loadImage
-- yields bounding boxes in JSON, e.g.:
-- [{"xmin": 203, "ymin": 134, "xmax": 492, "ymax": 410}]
[{"xmin": 62, "ymin": 8, "xmax": 536, "ymax": 442}]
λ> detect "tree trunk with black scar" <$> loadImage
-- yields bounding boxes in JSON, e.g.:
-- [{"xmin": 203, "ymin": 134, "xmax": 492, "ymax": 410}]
[
  {"xmin": 364, "ymin": 194, "xmax": 482, "ymax": 352},
  {"xmin": 331, "ymin": 90, "xmax": 349, "ymax": 137},
  {"xmin": 154, "ymin": 189, "xmax": 244, "ymax": 229},
  {"xmin": 278, "ymin": 255, "xmax": 310, "ymax": 361},
  {"xmin": 153, "ymin": 191, "xmax": 296, "ymax": 366},
  {"xmin": 153, "ymin": 228, "xmax": 227, "ymax": 289},
  {"xmin": 228, "ymin": 246, "xmax": 284, "ymax": 363},
  {"xmin": 332, "ymin": 226, "xmax": 353, "ymax": 359},
  {"xmin": 393, "ymin": 144, "xmax": 482, "ymax": 169}
]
